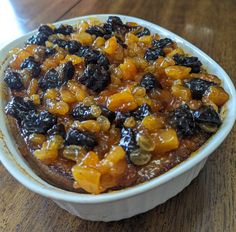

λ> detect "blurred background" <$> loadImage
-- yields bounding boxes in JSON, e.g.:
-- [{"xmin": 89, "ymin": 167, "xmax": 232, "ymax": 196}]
[{"xmin": 1, "ymin": 1, "xmax": 235, "ymax": 232}]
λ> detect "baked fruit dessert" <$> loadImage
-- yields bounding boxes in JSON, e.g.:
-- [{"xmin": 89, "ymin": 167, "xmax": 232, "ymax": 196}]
[{"xmin": 4, "ymin": 16, "xmax": 229, "ymax": 194}]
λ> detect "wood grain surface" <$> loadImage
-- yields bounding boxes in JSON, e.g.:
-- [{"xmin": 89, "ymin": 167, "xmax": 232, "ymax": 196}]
[{"xmin": 0, "ymin": 0, "xmax": 235, "ymax": 231}]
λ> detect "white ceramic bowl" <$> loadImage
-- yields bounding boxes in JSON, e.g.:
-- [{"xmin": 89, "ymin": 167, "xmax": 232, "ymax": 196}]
[{"xmin": 0, "ymin": 14, "xmax": 235, "ymax": 222}]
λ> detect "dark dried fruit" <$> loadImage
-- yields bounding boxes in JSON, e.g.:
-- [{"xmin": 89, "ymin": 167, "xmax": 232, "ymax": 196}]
[
  {"xmin": 76, "ymin": 46, "xmax": 110, "ymax": 68},
  {"xmin": 26, "ymin": 32, "xmax": 48, "ymax": 46},
  {"xmin": 104, "ymin": 16, "xmax": 130, "ymax": 35},
  {"xmin": 21, "ymin": 111, "xmax": 57, "ymax": 135},
  {"xmin": 132, "ymin": 104, "xmax": 151, "ymax": 121},
  {"xmin": 38, "ymin": 69, "xmax": 60, "ymax": 90},
  {"xmin": 65, "ymin": 40, "xmax": 81, "ymax": 54},
  {"xmin": 39, "ymin": 62, "xmax": 74, "ymax": 90},
  {"xmin": 144, "ymin": 48, "xmax": 165, "ymax": 61},
  {"xmin": 78, "ymin": 64, "xmax": 111, "ymax": 92},
  {"xmin": 5, "ymin": 96, "xmax": 35, "ymax": 121},
  {"xmin": 38, "ymin": 25, "xmax": 54, "ymax": 36},
  {"xmin": 55, "ymin": 24, "xmax": 74, "ymax": 35},
  {"xmin": 114, "ymin": 112, "xmax": 131, "ymax": 127},
  {"xmin": 100, "ymin": 105, "xmax": 115, "ymax": 121},
  {"xmin": 140, "ymin": 73, "xmax": 162, "ymax": 92},
  {"xmin": 47, "ymin": 123, "xmax": 66, "ymax": 138},
  {"xmin": 169, "ymin": 104, "xmax": 196, "ymax": 137},
  {"xmin": 45, "ymin": 47, "xmax": 56, "ymax": 57},
  {"xmin": 135, "ymin": 27, "xmax": 150, "ymax": 37},
  {"xmin": 185, "ymin": 78, "xmax": 216, "ymax": 100},
  {"xmin": 152, "ymin": 38, "xmax": 173, "ymax": 48},
  {"xmin": 193, "ymin": 106, "xmax": 221, "ymax": 127},
  {"xmin": 4, "ymin": 71, "xmax": 23, "ymax": 90},
  {"xmin": 65, "ymin": 129, "xmax": 98, "ymax": 149},
  {"xmin": 86, "ymin": 26, "xmax": 106, "ymax": 37},
  {"xmin": 119, "ymin": 127, "xmax": 138, "ymax": 154},
  {"xmin": 59, "ymin": 61, "xmax": 75, "ymax": 84},
  {"xmin": 173, "ymin": 54, "xmax": 202, "ymax": 73},
  {"xmin": 20, "ymin": 56, "xmax": 41, "ymax": 78},
  {"xmin": 53, "ymin": 38, "xmax": 68, "ymax": 48},
  {"xmin": 72, "ymin": 103, "xmax": 95, "ymax": 121}
]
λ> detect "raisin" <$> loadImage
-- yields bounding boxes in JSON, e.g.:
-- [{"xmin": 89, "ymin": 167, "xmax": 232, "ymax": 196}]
[
  {"xmin": 26, "ymin": 32, "xmax": 48, "ymax": 46},
  {"xmin": 152, "ymin": 38, "xmax": 173, "ymax": 48},
  {"xmin": 52, "ymin": 38, "xmax": 68, "ymax": 48},
  {"xmin": 185, "ymin": 78, "xmax": 216, "ymax": 100},
  {"xmin": 39, "ymin": 62, "xmax": 74, "ymax": 91},
  {"xmin": 38, "ymin": 69, "xmax": 60, "ymax": 90},
  {"xmin": 135, "ymin": 27, "xmax": 150, "ymax": 37},
  {"xmin": 119, "ymin": 127, "xmax": 138, "ymax": 155},
  {"xmin": 20, "ymin": 56, "xmax": 41, "ymax": 78},
  {"xmin": 173, "ymin": 54, "xmax": 202, "ymax": 73},
  {"xmin": 79, "ymin": 64, "xmax": 111, "ymax": 92},
  {"xmin": 100, "ymin": 105, "xmax": 115, "ymax": 121},
  {"xmin": 5, "ymin": 96, "xmax": 35, "ymax": 121},
  {"xmin": 72, "ymin": 103, "xmax": 95, "ymax": 121},
  {"xmin": 144, "ymin": 48, "xmax": 165, "ymax": 61},
  {"xmin": 59, "ymin": 61, "xmax": 75, "ymax": 84},
  {"xmin": 76, "ymin": 46, "xmax": 110, "ymax": 68},
  {"xmin": 132, "ymin": 104, "xmax": 151, "ymax": 121},
  {"xmin": 4, "ymin": 71, "xmax": 23, "ymax": 90},
  {"xmin": 65, "ymin": 129, "xmax": 98, "ymax": 149},
  {"xmin": 86, "ymin": 26, "xmax": 107, "ymax": 37},
  {"xmin": 65, "ymin": 40, "xmax": 81, "ymax": 54},
  {"xmin": 169, "ymin": 104, "xmax": 196, "ymax": 137},
  {"xmin": 194, "ymin": 106, "xmax": 221, "ymax": 126},
  {"xmin": 104, "ymin": 16, "xmax": 130, "ymax": 35},
  {"xmin": 55, "ymin": 24, "xmax": 74, "ymax": 35},
  {"xmin": 47, "ymin": 123, "xmax": 66, "ymax": 138},
  {"xmin": 21, "ymin": 111, "xmax": 57, "ymax": 135},
  {"xmin": 38, "ymin": 25, "xmax": 54, "ymax": 36},
  {"xmin": 45, "ymin": 47, "xmax": 56, "ymax": 57},
  {"xmin": 114, "ymin": 112, "xmax": 131, "ymax": 127},
  {"xmin": 140, "ymin": 73, "xmax": 162, "ymax": 92}
]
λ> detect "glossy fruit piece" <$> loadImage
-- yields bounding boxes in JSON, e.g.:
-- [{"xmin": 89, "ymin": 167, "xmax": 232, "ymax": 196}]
[
  {"xmin": 171, "ymin": 84, "xmax": 191, "ymax": 101},
  {"xmin": 81, "ymin": 151, "xmax": 100, "ymax": 167},
  {"xmin": 47, "ymin": 100, "xmax": 69, "ymax": 116},
  {"xmin": 154, "ymin": 128, "xmax": 179, "ymax": 153},
  {"xmin": 72, "ymin": 166, "xmax": 103, "ymax": 194},
  {"xmin": 119, "ymin": 58, "xmax": 137, "ymax": 80},
  {"xmin": 165, "ymin": 65, "xmax": 191, "ymax": 79},
  {"xmin": 141, "ymin": 115, "xmax": 165, "ymax": 132},
  {"xmin": 106, "ymin": 91, "xmax": 138, "ymax": 112},
  {"xmin": 104, "ymin": 36, "xmax": 119, "ymax": 55},
  {"xmin": 205, "ymin": 86, "xmax": 229, "ymax": 106}
]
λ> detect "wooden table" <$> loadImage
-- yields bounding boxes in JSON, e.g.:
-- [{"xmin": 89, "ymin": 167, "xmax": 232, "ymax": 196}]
[{"xmin": 0, "ymin": 0, "xmax": 235, "ymax": 231}]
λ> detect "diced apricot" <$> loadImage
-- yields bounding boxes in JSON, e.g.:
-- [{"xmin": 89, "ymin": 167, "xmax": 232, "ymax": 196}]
[
  {"xmin": 125, "ymin": 33, "xmax": 139, "ymax": 44},
  {"xmin": 93, "ymin": 36, "xmax": 106, "ymax": 48},
  {"xmin": 171, "ymin": 84, "xmax": 191, "ymax": 101},
  {"xmin": 9, "ymin": 50, "xmax": 31, "ymax": 70},
  {"xmin": 141, "ymin": 115, "xmax": 165, "ymax": 132},
  {"xmin": 98, "ymin": 146, "xmax": 126, "ymax": 174},
  {"xmin": 154, "ymin": 128, "xmax": 179, "ymax": 153},
  {"xmin": 167, "ymin": 48, "xmax": 184, "ymax": 57},
  {"xmin": 62, "ymin": 55, "xmax": 84, "ymax": 65},
  {"xmin": 71, "ymin": 32, "xmax": 93, "ymax": 45},
  {"xmin": 106, "ymin": 91, "xmax": 138, "ymax": 112},
  {"xmin": 165, "ymin": 66, "xmax": 191, "ymax": 79},
  {"xmin": 139, "ymin": 35, "xmax": 152, "ymax": 44},
  {"xmin": 81, "ymin": 151, "xmax": 100, "ymax": 167},
  {"xmin": 119, "ymin": 58, "xmax": 137, "ymax": 80},
  {"xmin": 206, "ymin": 86, "xmax": 229, "ymax": 106},
  {"xmin": 104, "ymin": 36, "xmax": 119, "ymax": 55},
  {"xmin": 72, "ymin": 166, "xmax": 102, "ymax": 194}
]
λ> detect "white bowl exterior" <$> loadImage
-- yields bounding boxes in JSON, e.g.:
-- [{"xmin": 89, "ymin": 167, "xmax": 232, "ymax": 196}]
[
  {"xmin": 0, "ymin": 14, "xmax": 235, "ymax": 221},
  {"xmin": 54, "ymin": 158, "xmax": 207, "ymax": 221}
]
